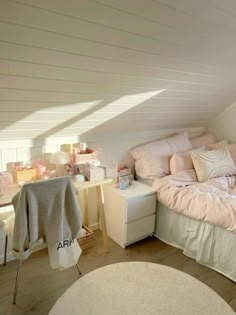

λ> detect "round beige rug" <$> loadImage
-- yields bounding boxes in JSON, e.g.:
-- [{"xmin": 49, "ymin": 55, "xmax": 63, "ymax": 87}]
[{"xmin": 49, "ymin": 262, "xmax": 235, "ymax": 315}]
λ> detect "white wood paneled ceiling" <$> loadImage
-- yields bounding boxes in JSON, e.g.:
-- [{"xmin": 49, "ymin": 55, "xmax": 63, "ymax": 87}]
[{"xmin": 1, "ymin": 0, "xmax": 236, "ymax": 140}]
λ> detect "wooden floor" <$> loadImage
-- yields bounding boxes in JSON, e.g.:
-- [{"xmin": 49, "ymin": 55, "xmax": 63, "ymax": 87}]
[{"xmin": 0, "ymin": 231, "xmax": 236, "ymax": 315}]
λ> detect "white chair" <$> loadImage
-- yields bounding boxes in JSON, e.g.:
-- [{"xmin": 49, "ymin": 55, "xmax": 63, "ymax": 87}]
[{"xmin": 10, "ymin": 176, "xmax": 83, "ymax": 304}]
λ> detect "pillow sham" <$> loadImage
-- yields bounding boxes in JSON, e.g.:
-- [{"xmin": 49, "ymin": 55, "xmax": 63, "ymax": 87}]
[
  {"xmin": 190, "ymin": 148, "xmax": 236, "ymax": 182},
  {"xmin": 207, "ymin": 139, "xmax": 228, "ymax": 147},
  {"xmin": 190, "ymin": 132, "xmax": 217, "ymax": 149},
  {"xmin": 130, "ymin": 132, "xmax": 192, "ymax": 179},
  {"xmin": 170, "ymin": 146, "xmax": 204, "ymax": 174}
]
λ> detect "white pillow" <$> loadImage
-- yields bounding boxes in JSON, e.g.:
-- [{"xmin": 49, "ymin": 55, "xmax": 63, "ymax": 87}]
[
  {"xmin": 130, "ymin": 132, "xmax": 192, "ymax": 179},
  {"xmin": 190, "ymin": 148, "xmax": 236, "ymax": 182}
]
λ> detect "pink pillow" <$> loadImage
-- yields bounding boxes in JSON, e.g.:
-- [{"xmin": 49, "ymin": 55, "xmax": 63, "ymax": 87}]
[
  {"xmin": 207, "ymin": 140, "xmax": 228, "ymax": 149},
  {"xmin": 208, "ymin": 142, "xmax": 236, "ymax": 164},
  {"xmin": 170, "ymin": 151, "xmax": 193, "ymax": 174},
  {"xmin": 130, "ymin": 132, "xmax": 192, "ymax": 179},
  {"xmin": 170, "ymin": 146, "xmax": 205, "ymax": 174},
  {"xmin": 190, "ymin": 133, "xmax": 217, "ymax": 149}
]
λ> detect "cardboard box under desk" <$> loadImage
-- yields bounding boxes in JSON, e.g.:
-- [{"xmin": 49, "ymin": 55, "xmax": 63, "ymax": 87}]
[{"xmin": 13, "ymin": 168, "xmax": 36, "ymax": 183}]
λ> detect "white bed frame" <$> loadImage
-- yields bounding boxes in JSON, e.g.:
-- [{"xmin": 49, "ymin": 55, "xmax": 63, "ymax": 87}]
[{"xmin": 154, "ymin": 202, "xmax": 236, "ymax": 282}]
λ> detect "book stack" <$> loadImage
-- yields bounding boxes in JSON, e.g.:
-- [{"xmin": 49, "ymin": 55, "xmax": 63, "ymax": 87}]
[{"xmin": 118, "ymin": 167, "xmax": 134, "ymax": 185}]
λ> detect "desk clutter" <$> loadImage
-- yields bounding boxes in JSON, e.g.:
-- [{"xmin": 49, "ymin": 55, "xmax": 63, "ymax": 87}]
[
  {"xmin": 64, "ymin": 143, "xmax": 106, "ymax": 182},
  {"xmin": 2, "ymin": 142, "xmax": 105, "ymax": 186},
  {"xmin": 1, "ymin": 142, "xmax": 131, "ymax": 190}
]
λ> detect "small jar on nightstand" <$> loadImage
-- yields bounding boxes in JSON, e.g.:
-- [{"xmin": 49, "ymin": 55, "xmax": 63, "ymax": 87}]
[{"xmin": 103, "ymin": 181, "xmax": 157, "ymax": 248}]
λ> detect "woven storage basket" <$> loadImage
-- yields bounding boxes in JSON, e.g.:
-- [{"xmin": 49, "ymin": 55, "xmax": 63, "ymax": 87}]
[{"xmin": 77, "ymin": 226, "xmax": 94, "ymax": 250}]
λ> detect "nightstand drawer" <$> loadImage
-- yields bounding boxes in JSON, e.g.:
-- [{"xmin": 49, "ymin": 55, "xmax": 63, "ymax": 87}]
[
  {"xmin": 126, "ymin": 194, "xmax": 156, "ymax": 222},
  {"xmin": 125, "ymin": 214, "xmax": 155, "ymax": 244}
]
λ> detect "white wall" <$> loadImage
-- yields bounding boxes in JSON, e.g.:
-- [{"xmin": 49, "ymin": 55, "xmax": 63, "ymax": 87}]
[{"xmin": 208, "ymin": 102, "xmax": 236, "ymax": 143}]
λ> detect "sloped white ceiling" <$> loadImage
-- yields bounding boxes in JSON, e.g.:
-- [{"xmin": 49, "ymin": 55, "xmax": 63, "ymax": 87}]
[{"xmin": 0, "ymin": 0, "xmax": 236, "ymax": 140}]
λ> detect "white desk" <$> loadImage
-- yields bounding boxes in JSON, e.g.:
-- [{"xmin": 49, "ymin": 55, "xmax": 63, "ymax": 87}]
[
  {"xmin": 73, "ymin": 178, "xmax": 113, "ymax": 252},
  {"xmin": 0, "ymin": 184, "xmax": 20, "ymax": 208}
]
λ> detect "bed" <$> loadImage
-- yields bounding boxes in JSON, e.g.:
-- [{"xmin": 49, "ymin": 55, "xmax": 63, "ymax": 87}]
[
  {"xmin": 131, "ymin": 132, "xmax": 236, "ymax": 282},
  {"xmin": 155, "ymin": 202, "xmax": 236, "ymax": 282}
]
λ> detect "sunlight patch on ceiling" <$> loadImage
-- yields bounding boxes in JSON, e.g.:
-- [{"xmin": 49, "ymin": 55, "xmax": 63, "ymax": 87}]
[
  {"xmin": 64, "ymin": 89, "xmax": 165, "ymax": 136},
  {"xmin": 0, "ymin": 90, "xmax": 165, "ymax": 139}
]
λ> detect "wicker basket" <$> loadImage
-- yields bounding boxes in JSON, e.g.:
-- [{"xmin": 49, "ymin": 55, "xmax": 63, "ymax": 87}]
[{"xmin": 77, "ymin": 226, "xmax": 94, "ymax": 250}]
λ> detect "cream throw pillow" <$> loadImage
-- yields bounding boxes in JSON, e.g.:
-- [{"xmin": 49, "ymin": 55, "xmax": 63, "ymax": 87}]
[
  {"xmin": 190, "ymin": 148, "xmax": 236, "ymax": 182},
  {"xmin": 208, "ymin": 142, "xmax": 236, "ymax": 164}
]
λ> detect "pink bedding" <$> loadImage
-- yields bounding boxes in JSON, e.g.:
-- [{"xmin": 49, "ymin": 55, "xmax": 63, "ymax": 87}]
[{"xmin": 152, "ymin": 170, "xmax": 236, "ymax": 232}]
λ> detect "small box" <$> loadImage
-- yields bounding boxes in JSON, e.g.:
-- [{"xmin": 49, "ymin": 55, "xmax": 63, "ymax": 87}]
[
  {"xmin": 119, "ymin": 168, "xmax": 131, "ymax": 176},
  {"xmin": 85, "ymin": 167, "xmax": 105, "ymax": 181},
  {"xmin": 77, "ymin": 226, "xmax": 94, "ymax": 250},
  {"xmin": 13, "ymin": 168, "xmax": 36, "ymax": 183}
]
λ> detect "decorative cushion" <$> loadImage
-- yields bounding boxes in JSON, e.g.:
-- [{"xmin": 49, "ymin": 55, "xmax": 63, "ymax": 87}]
[
  {"xmin": 170, "ymin": 147, "xmax": 204, "ymax": 174},
  {"xmin": 207, "ymin": 142, "xmax": 236, "ymax": 164},
  {"xmin": 190, "ymin": 133, "xmax": 217, "ymax": 149},
  {"xmin": 130, "ymin": 132, "xmax": 192, "ymax": 179},
  {"xmin": 190, "ymin": 148, "xmax": 236, "ymax": 182}
]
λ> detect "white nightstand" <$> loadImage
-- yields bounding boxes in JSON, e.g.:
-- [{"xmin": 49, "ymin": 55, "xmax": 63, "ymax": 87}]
[{"xmin": 103, "ymin": 181, "xmax": 157, "ymax": 248}]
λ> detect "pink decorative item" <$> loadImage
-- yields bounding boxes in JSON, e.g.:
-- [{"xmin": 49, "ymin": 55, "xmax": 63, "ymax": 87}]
[
  {"xmin": 46, "ymin": 170, "xmax": 56, "ymax": 178},
  {"xmin": 0, "ymin": 172, "xmax": 13, "ymax": 195},
  {"xmin": 170, "ymin": 146, "xmax": 205, "ymax": 174},
  {"xmin": 36, "ymin": 161, "xmax": 46, "ymax": 179}
]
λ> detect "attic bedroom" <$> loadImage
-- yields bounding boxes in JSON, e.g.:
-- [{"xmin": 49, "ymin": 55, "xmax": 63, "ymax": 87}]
[{"xmin": 0, "ymin": 0, "xmax": 236, "ymax": 314}]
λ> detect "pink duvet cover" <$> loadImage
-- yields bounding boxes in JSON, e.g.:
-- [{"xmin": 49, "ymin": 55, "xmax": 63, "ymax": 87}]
[{"xmin": 152, "ymin": 170, "xmax": 236, "ymax": 232}]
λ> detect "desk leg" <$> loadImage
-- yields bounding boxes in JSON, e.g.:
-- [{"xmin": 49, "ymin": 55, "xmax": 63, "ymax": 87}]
[
  {"xmin": 96, "ymin": 185, "xmax": 109, "ymax": 253},
  {"xmin": 83, "ymin": 188, "xmax": 89, "ymax": 227}
]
